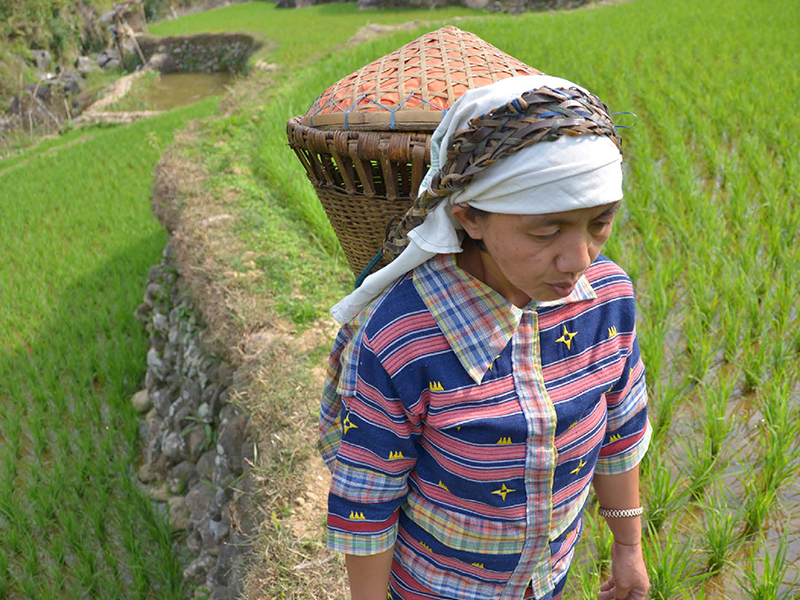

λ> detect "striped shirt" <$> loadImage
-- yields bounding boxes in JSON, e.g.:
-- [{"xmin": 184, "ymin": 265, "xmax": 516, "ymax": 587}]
[{"xmin": 319, "ymin": 253, "xmax": 651, "ymax": 600}]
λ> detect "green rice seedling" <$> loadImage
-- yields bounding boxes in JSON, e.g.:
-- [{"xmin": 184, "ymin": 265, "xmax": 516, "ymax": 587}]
[
  {"xmin": 741, "ymin": 469, "xmax": 777, "ymax": 538},
  {"xmin": 681, "ymin": 433, "xmax": 721, "ymax": 502},
  {"xmin": 569, "ymin": 564, "xmax": 605, "ymax": 600},
  {"xmin": 641, "ymin": 444, "xmax": 686, "ymax": 535},
  {"xmin": 742, "ymin": 342, "xmax": 770, "ymax": 396},
  {"xmin": 684, "ymin": 309, "xmax": 718, "ymax": 385},
  {"xmin": 650, "ymin": 377, "xmax": 692, "ymax": 444},
  {"xmin": 756, "ymin": 377, "xmax": 800, "ymax": 502},
  {"xmin": 701, "ymin": 373, "xmax": 737, "ymax": 461},
  {"xmin": 0, "ymin": 547, "xmax": 8, "ymax": 598},
  {"xmin": 736, "ymin": 534, "xmax": 796, "ymax": 600},
  {"xmin": 698, "ymin": 491, "xmax": 743, "ymax": 576},
  {"xmin": 644, "ymin": 520, "xmax": 708, "ymax": 600}
]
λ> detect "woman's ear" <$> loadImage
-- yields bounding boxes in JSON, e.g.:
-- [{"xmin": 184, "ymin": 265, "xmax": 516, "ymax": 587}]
[{"xmin": 450, "ymin": 204, "xmax": 487, "ymax": 241}]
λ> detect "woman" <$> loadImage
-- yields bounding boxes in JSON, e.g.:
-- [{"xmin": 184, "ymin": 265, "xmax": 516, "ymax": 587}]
[{"xmin": 318, "ymin": 75, "xmax": 652, "ymax": 600}]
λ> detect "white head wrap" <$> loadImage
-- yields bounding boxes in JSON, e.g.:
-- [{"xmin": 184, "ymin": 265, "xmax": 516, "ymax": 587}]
[{"xmin": 331, "ymin": 74, "xmax": 623, "ymax": 323}]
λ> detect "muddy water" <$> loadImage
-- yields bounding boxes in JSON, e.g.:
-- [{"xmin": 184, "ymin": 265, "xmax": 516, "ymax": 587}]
[
  {"xmin": 659, "ymin": 380, "xmax": 800, "ymax": 599},
  {"xmin": 142, "ymin": 72, "xmax": 235, "ymax": 110}
]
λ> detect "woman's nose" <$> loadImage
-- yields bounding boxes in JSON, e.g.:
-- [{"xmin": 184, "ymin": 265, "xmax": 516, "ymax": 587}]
[{"xmin": 557, "ymin": 235, "xmax": 593, "ymax": 275}]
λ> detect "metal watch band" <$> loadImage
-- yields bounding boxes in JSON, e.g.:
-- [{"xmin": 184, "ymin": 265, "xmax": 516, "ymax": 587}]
[{"xmin": 597, "ymin": 506, "xmax": 644, "ymax": 519}]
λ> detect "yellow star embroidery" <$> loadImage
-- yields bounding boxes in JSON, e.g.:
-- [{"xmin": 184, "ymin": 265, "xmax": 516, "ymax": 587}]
[
  {"xmin": 429, "ymin": 381, "xmax": 444, "ymax": 392},
  {"xmin": 570, "ymin": 458, "xmax": 587, "ymax": 475},
  {"xmin": 389, "ymin": 450, "xmax": 405, "ymax": 460},
  {"xmin": 497, "ymin": 437, "xmax": 512, "ymax": 445},
  {"xmin": 438, "ymin": 480, "xmax": 449, "ymax": 492},
  {"xmin": 555, "ymin": 325, "xmax": 578, "ymax": 351},
  {"xmin": 609, "ymin": 433, "xmax": 622, "ymax": 442},
  {"xmin": 349, "ymin": 511, "xmax": 366, "ymax": 520},
  {"xmin": 471, "ymin": 562, "xmax": 484, "ymax": 568},
  {"xmin": 608, "ymin": 326, "xmax": 618, "ymax": 339},
  {"xmin": 492, "ymin": 483, "xmax": 516, "ymax": 501},
  {"xmin": 343, "ymin": 413, "xmax": 358, "ymax": 435}
]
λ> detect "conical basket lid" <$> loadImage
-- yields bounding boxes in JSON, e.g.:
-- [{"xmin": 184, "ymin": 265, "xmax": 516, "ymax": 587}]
[{"xmin": 302, "ymin": 26, "xmax": 541, "ymax": 132}]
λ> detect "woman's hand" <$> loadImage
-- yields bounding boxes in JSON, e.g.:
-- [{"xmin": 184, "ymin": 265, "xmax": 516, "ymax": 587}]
[{"xmin": 597, "ymin": 541, "xmax": 650, "ymax": 600}]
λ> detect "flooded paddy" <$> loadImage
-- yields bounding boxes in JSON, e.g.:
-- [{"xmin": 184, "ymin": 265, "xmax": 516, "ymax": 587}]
[{"xmin": 138, "ymin": 72, "xmax": 234, "ymax": 111}]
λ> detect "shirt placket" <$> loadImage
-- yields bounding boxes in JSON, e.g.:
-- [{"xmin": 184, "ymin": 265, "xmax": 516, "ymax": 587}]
[{"xmin": 501, "ymin": 308, "xmax": 558, "ymax": 600}]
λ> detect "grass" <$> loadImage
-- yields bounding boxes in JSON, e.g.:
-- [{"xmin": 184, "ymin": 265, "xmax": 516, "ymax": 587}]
[{"xmin": 0, "ymin": 97, "xmax": 220, "ymax": 598}]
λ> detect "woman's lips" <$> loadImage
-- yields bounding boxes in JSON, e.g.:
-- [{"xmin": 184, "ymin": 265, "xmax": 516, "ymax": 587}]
[{"xmin": 548, "ymin": 282, "xmax": 577, "ymax": 296}]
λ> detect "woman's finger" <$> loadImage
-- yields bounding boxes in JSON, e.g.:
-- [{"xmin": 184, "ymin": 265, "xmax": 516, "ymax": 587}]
[
  {"xmin": 598, "ymin": 578, "xmax": 616, "ymax": 600},
  {"xmin": 597, "ymin": 587, "xmax": 616, "ymax": 600}
]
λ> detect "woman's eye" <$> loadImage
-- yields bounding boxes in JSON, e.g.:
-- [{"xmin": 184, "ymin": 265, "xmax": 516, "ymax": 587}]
[
  {"xmin": 532, "ymin": 230, "xmax": 559, "ymax": 240},
  {"xmin": 592, "ymin": 221, "xmax": 613, "ymax": 232}
]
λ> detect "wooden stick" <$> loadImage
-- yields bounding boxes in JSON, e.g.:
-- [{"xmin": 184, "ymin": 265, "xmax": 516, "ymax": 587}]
[{"xmin": 123, "ymin": 20, "xmax": 148, "ymax": 66}]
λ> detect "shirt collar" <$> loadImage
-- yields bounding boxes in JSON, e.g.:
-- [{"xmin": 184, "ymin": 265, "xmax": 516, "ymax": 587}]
[{"xmin": 412, "ymin": 254, "xmax": 597, "ymax": 384}]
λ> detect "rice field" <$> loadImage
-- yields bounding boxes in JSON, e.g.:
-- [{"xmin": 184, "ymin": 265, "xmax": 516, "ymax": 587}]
[
  {"xmin": 2, "ymin": 0, "xmax": 798, "ymax": 598},
  {"xmin": 246, "ymin": 0, "xmax": 800, "ymax": 596},
  {"xmin": 0, "ymin": 98, "xmax": 219, "ymax": 598}
]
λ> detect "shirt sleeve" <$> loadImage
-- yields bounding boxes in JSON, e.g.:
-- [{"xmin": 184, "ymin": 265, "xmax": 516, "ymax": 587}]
[
  {"xmin": 595, "ymin": 329, "xmax": 652, "ymax": 476},
  {"xmin": 326, "ymin": 331, "xmax": 423, "ymax": 555}
]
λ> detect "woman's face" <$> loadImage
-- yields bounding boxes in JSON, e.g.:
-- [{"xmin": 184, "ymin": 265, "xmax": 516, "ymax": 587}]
[{"xmin": 451, "ymin": 202, "xmax": 620, "ymax": 307}]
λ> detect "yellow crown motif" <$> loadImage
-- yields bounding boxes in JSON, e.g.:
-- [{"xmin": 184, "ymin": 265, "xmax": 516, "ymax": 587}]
[
  {"xmin": 420, "ymin": 542, "xmax": 432, "ymax": 552},
  {"xmin": 389, "ymin": 450, "xmax": 405, "ymax": 460},
  {"xmin": 609, "ymin": 433, "xmax": 622, "ymax": 442},
  {"xmin": 349, "ymin": 511, "xmax": 366, "ymax": 520},
  {"xmin": 438, "ymin": 480, "xmax": 449, "ymax": 492},
  {"xmin": 497, "ymin": 437, "xmax": 512, "ymax": 445},
  {"xmin": 429, "ymin": 381, "xmax": 444, "ymax": 392},
  {"xmin": 471, "ymin": 562, "xmax": 484, "ymax": 568},
  {"xmin": 567, "ymin": 421, "xmax": 577, "ymax": 430},
  {"xmin": 608, "ymin": 326, "xmax": 618, "ymax": 339}
]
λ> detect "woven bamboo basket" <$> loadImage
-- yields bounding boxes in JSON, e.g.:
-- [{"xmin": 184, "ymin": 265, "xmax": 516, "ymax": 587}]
[{"xmin": 286, "ymin": 26, "xmax": 540, "ymax": 276}]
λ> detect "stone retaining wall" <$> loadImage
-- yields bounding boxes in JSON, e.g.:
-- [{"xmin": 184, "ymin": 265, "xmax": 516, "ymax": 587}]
[
  {"xmin": 136, "ymin": 32, "xmax": 262, "ymax": 73},
  {"xmin": 132, "ymin": 245, "xmax": 258, "ymax": 600}
]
